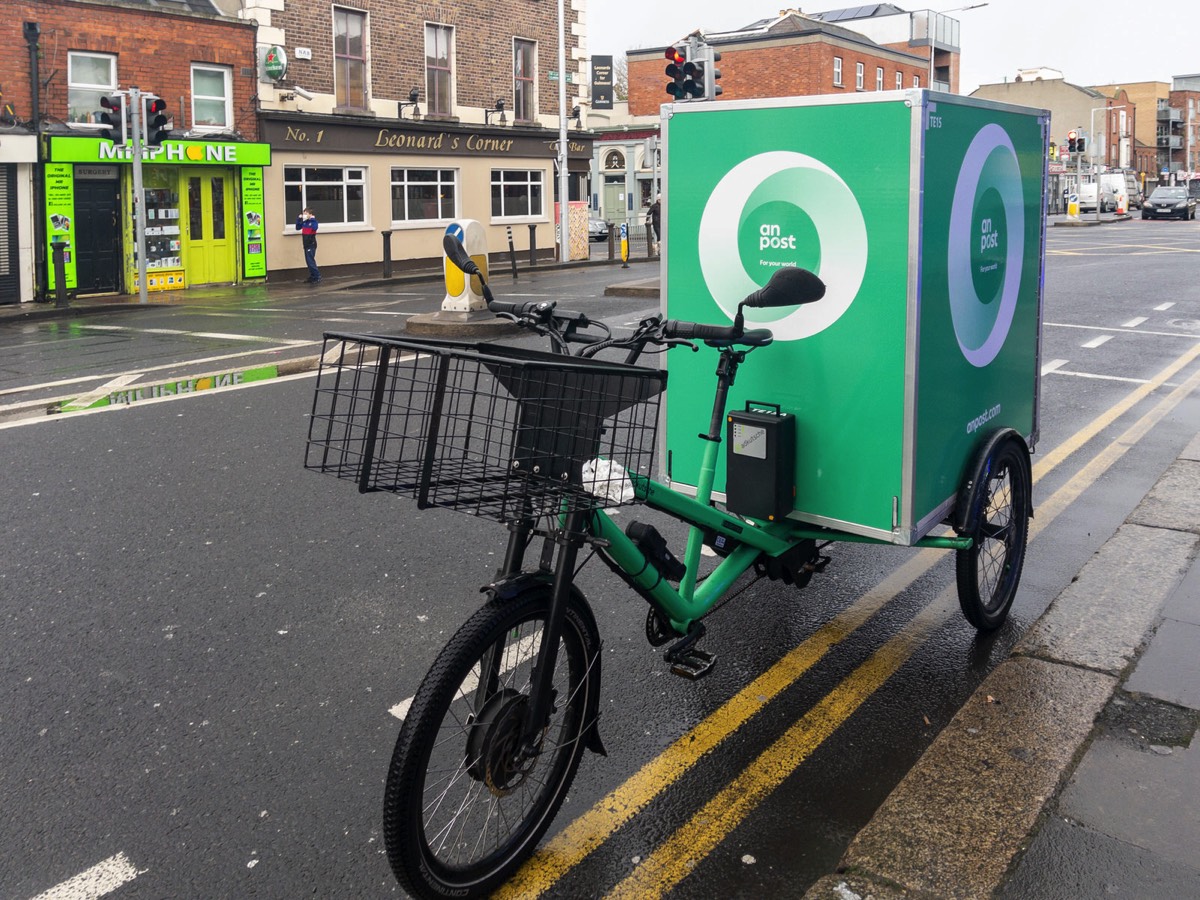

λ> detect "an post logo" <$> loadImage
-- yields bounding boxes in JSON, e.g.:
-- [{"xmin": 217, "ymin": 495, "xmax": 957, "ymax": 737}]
[
  {"xmin": 698, "ymin": 151, "xmax": 866, "ymax": 341},
  {"xmin": 947, "ymin": 124, "xmax": 1024, "ymax": 367}
]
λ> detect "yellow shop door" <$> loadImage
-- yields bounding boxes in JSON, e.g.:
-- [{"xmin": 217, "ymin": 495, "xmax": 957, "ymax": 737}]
[{"xmin": 184, "ymin": 169, "xmax": 236, "ymax": 285}]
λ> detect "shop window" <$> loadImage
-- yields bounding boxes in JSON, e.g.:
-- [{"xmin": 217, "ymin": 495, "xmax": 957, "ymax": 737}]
[
  {"xmin": 68, "ymin": 52, "xmax": 116, "ymax": 127},
  {"xmin": 426, "ymin": 24, "xmax": 453, "ymax": 116},
  {"xmin": 334, "ymin": 7, "xmax": 368, "ymax": 110},
  {"xmin": 833, "ymin": 57, "xmax": 843, "ymax": 87},
  {"xmin": 191, "ymin": 65, "xmax": 232, "ymax": 131},
  {"xmin": 284, "ymin": 166, "xmax": 367, "ymax": 225},
  {"xmin": 490, "ymin": 169, "xmax": 544, "ymax": 219},
  {"xmin": 391, "ymin": 168, "xmax": 457, "ymax": 222},
  {"xmin": 514, "ymin": 39, "xmax": 536, "ymax": 122}
]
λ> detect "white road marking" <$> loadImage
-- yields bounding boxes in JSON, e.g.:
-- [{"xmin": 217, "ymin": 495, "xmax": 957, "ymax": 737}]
[
  {"xmin": 59, "ymin": 373, "xmax": 143, "ymax": 411},
  {"xmin": 1044, "ymin": 369, "xmax": 1150, "ymax": 385},
  {"xmin": 1046, "ymin": 321, "xmax": 1200, "ymax": 339},
  {"xmin": 1040, "ymin": 358, "xmax": 1069, "ymax": 375},
  {"xmin": 1155, "ymin": 302, "xmax": 1175, "ymax": 311},
  {"xmin": 0, "ymin": 370, "xmax": 319, "ymax": 430},
  {"xmin": 80, "ymin": 324, "xmax": 310, "ymax": 346},
  {"xmin": 0, "ymin": 341, "xmax": 322, "ymax": 402},
  {"xmin": 1121, "ymin": 316, "xmax": 1148, "ymax": 328},
  {"xmin": 389, "ymin": 632, "xmax": 542, "ymax": 722},
  {"xmin": 1082, "ymin": 335, "xmax": 1113, "ymax": 349},
  {"xmin": 31, "ymin": 852, "xmax": 139, "ymax": 900}
]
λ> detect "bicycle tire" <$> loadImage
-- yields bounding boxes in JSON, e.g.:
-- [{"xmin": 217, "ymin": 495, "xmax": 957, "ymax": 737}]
[
  {"xmin": 955, "ymin": 437, "xmax": 1031, "ymax": 631},
  {"xmin": 383, "ymin": 585, "xmax": 600, "ymax": 899}
]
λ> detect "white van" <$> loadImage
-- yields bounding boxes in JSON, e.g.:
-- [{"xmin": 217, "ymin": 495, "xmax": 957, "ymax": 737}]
[
  {"xmin": 1077, "ymin": 181, "xmax": 1115, "ymax": 213},
  {"xmin": 1100, "ymin": 173, "xmax": 1134, "ymax": 212}
]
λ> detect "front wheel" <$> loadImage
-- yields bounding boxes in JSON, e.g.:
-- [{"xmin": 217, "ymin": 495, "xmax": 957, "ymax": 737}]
[
  {"xmin": 383, "ymin": 586, "xmax": 600, "ymax": 899},
  {"xmin": 956, "ymin": 436, "xmax": 1031, "ymax": 630}
]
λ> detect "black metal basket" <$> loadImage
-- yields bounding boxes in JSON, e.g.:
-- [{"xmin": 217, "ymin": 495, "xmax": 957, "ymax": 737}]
[{"xmin": 305, "ymin": 334, "xmax": 667, "ymax": 523}]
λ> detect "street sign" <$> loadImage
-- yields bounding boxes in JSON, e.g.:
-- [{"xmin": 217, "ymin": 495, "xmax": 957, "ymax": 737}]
[{"xmin": 547, "ymin": 71, "xmax": 576, "ymax": 83}]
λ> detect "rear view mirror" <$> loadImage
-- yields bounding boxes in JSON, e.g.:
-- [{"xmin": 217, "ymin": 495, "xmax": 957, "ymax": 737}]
[{"xmin": 742, "ymin": 267, "xmax": 825, "ymax": 309}]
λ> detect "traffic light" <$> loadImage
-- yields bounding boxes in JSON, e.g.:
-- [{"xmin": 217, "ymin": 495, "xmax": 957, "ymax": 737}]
[
  {"xmin": 145, "ymin": 97, "xmax": 169, "ymax": 146},
  {"xmin": 97, "ymin": 94, "xmax": 126, "ymax": 144},
  {"xmin": 1076, "ymin": 135, "xmax": 1086, "ymax": 154},
  {"xmin": 665, "ymin": 45, "xmax": 689, "ymax": 99}
]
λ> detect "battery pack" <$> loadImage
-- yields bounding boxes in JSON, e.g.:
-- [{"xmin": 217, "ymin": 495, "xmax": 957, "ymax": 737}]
[{"xmin": 725, "ymin": 403, "xmax": 796, "ymax": 521}]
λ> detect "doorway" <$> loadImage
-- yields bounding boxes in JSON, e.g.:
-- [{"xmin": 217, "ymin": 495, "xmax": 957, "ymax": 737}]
[
  {"xmin": 74, "ymin": 179, "xmax": 121, "ymax": 294},
  {"xmin": 184, "ymin": 169, "xmax": 235, "ymax": 285}
]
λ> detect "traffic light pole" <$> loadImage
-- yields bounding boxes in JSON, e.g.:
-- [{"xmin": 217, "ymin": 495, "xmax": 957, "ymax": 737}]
[
  {"xmin": 556, "ymin": 0, "xmax": 570, "ymax": 263},
  {"xmin": 129, "ymin": 86, "xmax": 149, "ymax": 304}
]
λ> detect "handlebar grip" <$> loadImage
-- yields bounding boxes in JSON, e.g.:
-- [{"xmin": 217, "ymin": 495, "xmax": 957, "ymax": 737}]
[
  {"xmin": 487, "ymin": 299, "xmax": 530, "ymax": 316},
  {"xmin": 663, "ymin": 319, "xmax": 742, "ymax": 342}
]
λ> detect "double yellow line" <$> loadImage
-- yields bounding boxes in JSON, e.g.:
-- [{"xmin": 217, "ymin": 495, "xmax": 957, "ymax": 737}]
[{"xmin": 498, "ymin": 338, "xmax": 1200, "ymax": 900}]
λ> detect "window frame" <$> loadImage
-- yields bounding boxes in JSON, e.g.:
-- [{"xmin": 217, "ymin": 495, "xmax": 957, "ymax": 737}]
[
  {"xmin": 896, "ymin": 71, "xmax": 903, "ymax": 90},
  {"xmin": 389, "ymin": 167, "xmax": 458, "ymax": 226},
  {"xmin": 914, "ymin": 74, "xmax": 921, "ymax": 88},
  {"xmin": 425, "ymin": 23, "xmax": 454, "ymax": 117},
  {"xmin": 833, "ymin": 56, "xmax": 843, "ymax": 87},
  {"xmin": 856, "ymin": 62, "xmax": 865, "ymax": 91},
  {"xmin": 876, "ymin": 67, "xmax": 884, "ymax": 91},
  {"xmin": 67, "ymin": 51, "xmax": 117, "ymax": 128},
  {"xmin": 490, "ymin": 168, "xmax": 545, "ymax": 221},
  {"xmin": 333, "ymin": 6, "xmax": 369, "ymax": 111},
  {"xmin": 283, "ymin": 166, "xmax": 369, "ymax": 229},
  {"xmin": 514, "ymin": 38, "xmax": 537, "ymax": 123},
  {"xmin": 190, "ymin": 64, "xmax": 233, "ymax": 132}
]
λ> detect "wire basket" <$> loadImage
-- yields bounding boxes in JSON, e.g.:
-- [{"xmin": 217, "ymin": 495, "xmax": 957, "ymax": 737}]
[{"xmin": 305, "ymin": 334, "xmax": 667, "ymax": 523}]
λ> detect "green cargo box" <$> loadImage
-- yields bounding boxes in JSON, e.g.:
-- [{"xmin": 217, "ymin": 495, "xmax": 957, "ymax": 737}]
[{"xmin": 661, "ymin": 90, "xmax": 1047, "ymax": 545}]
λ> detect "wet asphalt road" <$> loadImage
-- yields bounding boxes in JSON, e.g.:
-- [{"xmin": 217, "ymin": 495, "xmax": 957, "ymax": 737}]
[{"xmin": 1, "ymin": 221, "xmax": 1199, "ymax": 898}]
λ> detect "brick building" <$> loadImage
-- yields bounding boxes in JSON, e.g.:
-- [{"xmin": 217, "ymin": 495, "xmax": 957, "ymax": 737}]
[
  {"xmin": 246, "ymin": 0, "xmax": 595, "ymax": 276},
  {"xmin": 627, "ymin": 10, "xmax": 928, "ymax": 118},
  {"xmin": 7, "ymin": 0, "xmax": 266, "ymax": 301}
]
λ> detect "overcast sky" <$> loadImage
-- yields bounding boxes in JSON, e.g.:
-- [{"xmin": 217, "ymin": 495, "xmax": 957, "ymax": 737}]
[{"xmin": 586, "ymin": 2, "xmax": 1200, "ymax": 95}]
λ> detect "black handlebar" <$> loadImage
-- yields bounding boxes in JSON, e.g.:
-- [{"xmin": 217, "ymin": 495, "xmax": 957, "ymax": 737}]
[{"xmin": 662, "ymin": 320, "xmax": 743, "ymax": 342}]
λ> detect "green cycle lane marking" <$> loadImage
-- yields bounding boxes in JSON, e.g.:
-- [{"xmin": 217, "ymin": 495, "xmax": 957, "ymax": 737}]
[{"xmin": 57, "ymin": 363, "xmax": 284, "ymax": 413}]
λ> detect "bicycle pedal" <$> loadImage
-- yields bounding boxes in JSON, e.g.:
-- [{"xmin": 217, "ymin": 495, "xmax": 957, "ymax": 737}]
[{"xmin": 669, "ymin": 648, "xmax": 716, "ymax": 680}]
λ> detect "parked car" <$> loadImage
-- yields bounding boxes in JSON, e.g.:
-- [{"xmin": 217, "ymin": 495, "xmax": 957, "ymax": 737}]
[
  {"xmin": 1141, "ymin": 186, "xmax": 1197, "ymax": 220},
  {"xmin": 588, "ymin": 217, "xmax": 610, "ymax": 242}
]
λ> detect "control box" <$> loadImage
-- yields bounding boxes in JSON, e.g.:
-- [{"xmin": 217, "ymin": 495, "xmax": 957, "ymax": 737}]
[{"xmin": 725, "ymin": 404, "xmax": 795, "ymax": 521}]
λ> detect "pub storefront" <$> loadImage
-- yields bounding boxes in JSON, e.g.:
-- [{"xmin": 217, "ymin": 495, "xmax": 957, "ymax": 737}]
[
  {"xmin": 44, "ymin": 135, "xmax": 272, "ymax": 296},
  {"xmin": 260, "ymin": 114, "xmax": 594, "ymax": 278}
]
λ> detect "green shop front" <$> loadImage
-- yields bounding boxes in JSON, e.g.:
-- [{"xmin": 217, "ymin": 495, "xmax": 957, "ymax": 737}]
[{"xmin": 44, "ymin": 135, "xmax": 271, "ymax": 295}]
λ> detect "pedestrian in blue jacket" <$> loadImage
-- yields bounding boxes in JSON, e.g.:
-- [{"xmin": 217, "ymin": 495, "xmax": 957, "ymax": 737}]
[{"xmin": 296, "ymin": 207, "xmax": 320, "ymax": 283}]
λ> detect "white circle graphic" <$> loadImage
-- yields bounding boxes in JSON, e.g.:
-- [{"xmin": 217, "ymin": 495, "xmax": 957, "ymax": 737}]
[
  {"xmin": 698, "ymin": 151, "xmax": 867, "ymax": 341},
  {"xmin": 947, "ymin": 124, "xmax": 1024, "ymax": 368}
]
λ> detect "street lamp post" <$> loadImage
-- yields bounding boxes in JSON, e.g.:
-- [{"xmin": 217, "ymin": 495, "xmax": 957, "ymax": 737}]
[
  {"xmin": 927, "ymin": 3, "xmax": 987, "ymax": 92},
  {"xmin": 1091, "ymin": 103, "xmax": 1126, "ymax": 222}
]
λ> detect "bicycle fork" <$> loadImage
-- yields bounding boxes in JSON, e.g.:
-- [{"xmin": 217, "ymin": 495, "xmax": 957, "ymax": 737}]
[{"xmin": 483, "ymin": 510, "xmax": 590, "ymax": 758}]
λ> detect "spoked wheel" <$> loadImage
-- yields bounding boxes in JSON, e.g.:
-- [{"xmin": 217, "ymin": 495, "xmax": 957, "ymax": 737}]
[
  {"xmin": 383, "ymin": 586, "xmax": 600, "ymax": 899},
  {"xmin": 956, "ymin": 435, "xmax": 1031, "ymax": 631}
]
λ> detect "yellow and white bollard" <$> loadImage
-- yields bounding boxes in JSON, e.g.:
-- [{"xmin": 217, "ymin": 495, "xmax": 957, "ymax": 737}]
[{"xmin": 442, "ymin": 219, "xmax": 489, "ymax": 312}]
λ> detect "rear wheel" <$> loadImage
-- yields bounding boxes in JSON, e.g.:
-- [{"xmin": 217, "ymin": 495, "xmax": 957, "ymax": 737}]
[
  {"xmin": 956, "ymin": 437, "xmax": 1031, "ymax": 630},
  {"xmin": 383, "ymin": 586, "xmax": 598, "ymax": 899}
]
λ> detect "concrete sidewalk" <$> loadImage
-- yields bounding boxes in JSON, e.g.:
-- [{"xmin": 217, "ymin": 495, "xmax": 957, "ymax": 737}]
[{"xmin": 806, "ymin": 434, "xmax": 1200, "ymax": 899}]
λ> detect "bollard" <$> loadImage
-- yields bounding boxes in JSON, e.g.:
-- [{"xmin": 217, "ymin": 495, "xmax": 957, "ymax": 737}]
[
  {"xmin": 528, "ymin": 223, "xmax": 537, "ymax": 268},
  {"xmin": 607, "ymin": 224, "xmax": 615, "ymax": 260},
  {"xmin": 646, "ymin": 223, "xmax": 657, "ymax": 259},
  {"xmin": 52, "ymin": 240, "xmax": 69, "ymax": 309},
  {"xmin": 506, "ymin": 225, "xmax": 519, "ymax": 280},
  {"xmin": 381, "ymin": 230, "xmax": 393, "ymax": 278}
]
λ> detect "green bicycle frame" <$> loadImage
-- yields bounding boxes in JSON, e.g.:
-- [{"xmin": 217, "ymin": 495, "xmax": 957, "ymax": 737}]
[{"xmin": 587, "ymin": 431, "xmax": 971, "ymax": 635}]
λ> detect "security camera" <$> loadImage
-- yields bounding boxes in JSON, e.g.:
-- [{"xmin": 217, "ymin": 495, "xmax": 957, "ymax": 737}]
[{"xmin": 293, "ymin": 86, "xmax": 315, "ymax": 101}]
